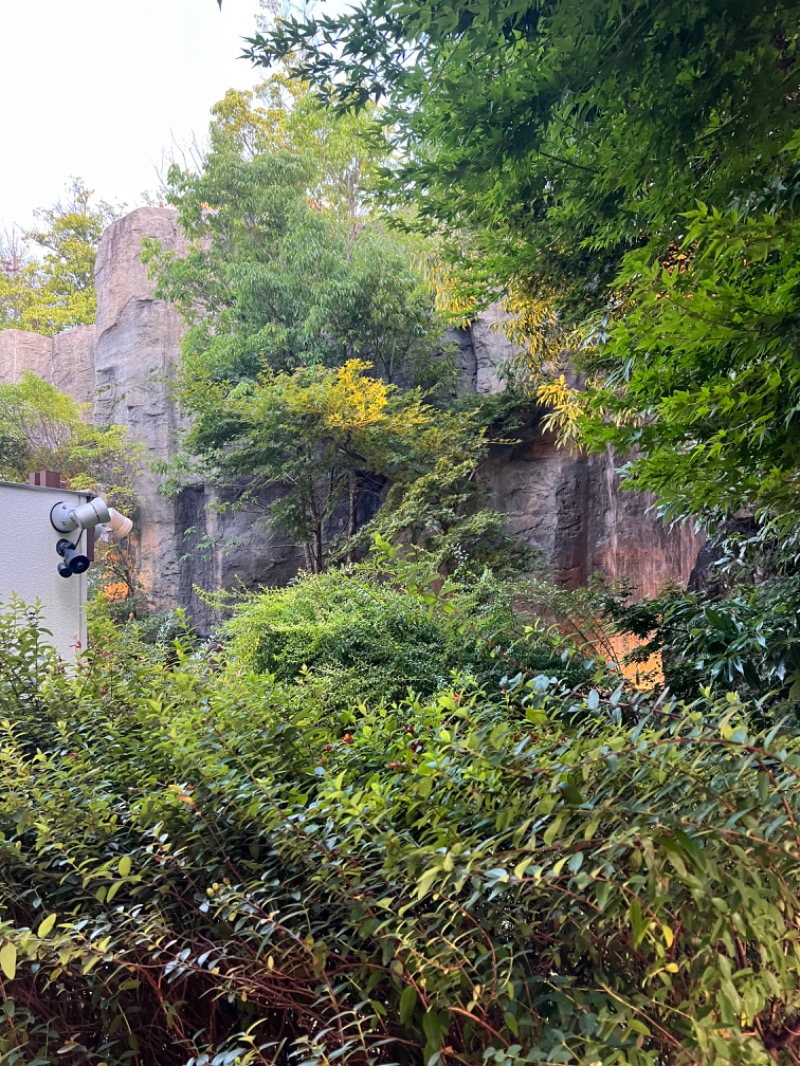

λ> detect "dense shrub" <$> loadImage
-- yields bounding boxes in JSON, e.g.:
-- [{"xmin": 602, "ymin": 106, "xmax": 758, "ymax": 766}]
[
  {"xmin": 222, "ymin": 567, "xmax": 592, "ymax": 709},
  {"xmin": 1, "ymin": 601, "xmax": 800, "ymax": 1064},
  {"xmin": 612, "ymin": 573, "xmax": 800, "ymax": 711}
]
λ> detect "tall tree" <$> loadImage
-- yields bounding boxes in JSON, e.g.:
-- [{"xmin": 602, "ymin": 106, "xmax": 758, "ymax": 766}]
[
  {"xmin": 146, "ymin": 122, "xmax": 446, "ymax": 392},
  {"xmin": 0, "ymin": 178, "xmax": 123, "ymax": 336},
  {"xmin": 247, "ymin": 0, "xmax": 800, "ymax": 530},
  {"xmin": 209, "ymin": 73, "xmax": 387, "ymax": 229}
]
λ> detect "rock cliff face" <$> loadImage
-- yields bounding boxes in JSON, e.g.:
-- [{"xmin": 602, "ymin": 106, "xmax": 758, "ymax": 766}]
[
  {"xmin": 0, "ymin": 207, "xmax": 702, "ymax": 627},
  {"xmin": 480, "ymin": 426, "xmax": 699, "ymax": 598},
  {"xmin": 0, "ymin": 325, "xmax": 95, "ymax": 404}
]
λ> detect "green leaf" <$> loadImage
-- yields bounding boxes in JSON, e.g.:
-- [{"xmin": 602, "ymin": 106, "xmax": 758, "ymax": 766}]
[
  {"xmin": 422, "ymin": 1009, "xmax": 448, "ymax": 1051},
  {"xmin": 629, "ymin": 898, "xmax": 648, "ymax": 946},
  {"xmin": 416, "ymin": 867, "xmax": 440, "ymax": 900},
  {"xmin": 399, "ymin": 984, "xmax": 418, "ymax": 1027}
]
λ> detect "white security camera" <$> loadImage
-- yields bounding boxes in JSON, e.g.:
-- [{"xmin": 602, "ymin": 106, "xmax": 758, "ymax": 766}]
[
  {"xmin": 50, "ymin": 498, "xmax": 133, "ymax": 538},
  {"xmin": 51, "ymin": 498, "xmax": 110, "ymax": 533},
  {"xmin": 50, "ymin": 497, "xmax": 134, "ymax": 580}
]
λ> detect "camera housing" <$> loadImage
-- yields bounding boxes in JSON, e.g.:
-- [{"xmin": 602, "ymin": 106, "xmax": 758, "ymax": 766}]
[
  {"xmin": 56, "ymin": 538, "xmax": 90, "ymax": 578},
  {"xmin": 106, "ymin": 508, "xmax": 133, "ymax": 538},
  {"xmin": 50, "ymin": 498, "xmax": 111, "ymax": 535},
  {"xmin": 50, "ymin": 497, "xmax": 132, "ymax": 578}
]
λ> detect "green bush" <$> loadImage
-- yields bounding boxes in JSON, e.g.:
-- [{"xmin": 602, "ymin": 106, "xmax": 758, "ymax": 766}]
[
  {"xmin": 1, "ymin": 602, "xmax": 800, "ymax": 1063},
  {"xmin": 222, "ymin": 567, "xmax": 589, "ymax": 709},
  {"xmin": 611, "ymin": 573, "xmax": 800, "ymax": 712}
]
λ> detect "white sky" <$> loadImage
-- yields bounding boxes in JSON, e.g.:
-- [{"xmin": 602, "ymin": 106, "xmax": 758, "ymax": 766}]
[{"xmin": 0, "ymin": 0, "xmax": 264, "ymax": 233}]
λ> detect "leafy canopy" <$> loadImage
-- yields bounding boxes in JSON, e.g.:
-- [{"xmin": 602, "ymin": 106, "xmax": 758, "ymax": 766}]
[
  {"xmin": 0, "ymin": 371, "xmax": 138, "ymax": 507},
  {"xmin": 247, "ymin": 1, "xmax": 800, "ymax": 529},
  {"xmin": 146, "ymin": 81, "xmax": 518, "ymax": 572},
  {"xmin": 0, "ymin": 178, "xmax": 123, "ymax": 336},
  {"xmin": 145, "ymin": 139, "xmax": 445, "ymax": 389}
]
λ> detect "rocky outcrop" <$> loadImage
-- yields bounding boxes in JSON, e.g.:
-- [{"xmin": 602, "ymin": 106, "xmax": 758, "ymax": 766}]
[
  {"xmin": 479, "ymin": 423, "xmax": 698, "ymax": 595},
  {"xmin": 93, "ymin": 209, "xmax": 190, "ymax": 614},
  {"xmin": 0, "ymin": 326, "xmax": 95, "ymax": 404},
  {"xmin": 0, "ymin": 330, "xmax": 52, "ymax": 384},
  {"xmin": 0, "ymin": 207, "xmax": 703, "ymax": 628},
  {"xmin": 51, "ymin": 325, "xmax": 96, "ymax": 405}
]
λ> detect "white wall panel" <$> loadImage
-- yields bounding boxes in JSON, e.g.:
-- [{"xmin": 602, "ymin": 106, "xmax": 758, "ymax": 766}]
[{"xmin": 0, "ymin": 482, "xmax": 89, "ymax": 662}]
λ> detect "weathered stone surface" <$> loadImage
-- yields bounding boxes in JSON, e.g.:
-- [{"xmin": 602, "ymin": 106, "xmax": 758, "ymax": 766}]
[
  {"xmin": 585, "ymin": 448, "xmax": 701, "ymax": 597},
  {"xmin": 52, "ymin": 325, "xmax": 95, "ymax": 406},
  {"xmin": 481, "ymin": 420, "xmax": 702, "ymax": 595},
  {"xmin": 469, "ymin": 303, "xmax": 519, "ymax": 394},
  {"xmin": 93, "ymin": 209, "xmax": 190, "ymax": 614},
  {"xmin": 176, "ymin": 482, "xmax": 307, "ymax": 633},
  {"xmin": 0, "ymin": 325, "xmax": 95, "ymax": 408},
  {"xmin": 0, "ymin": 329, "xmax": 52, "ymax": 384}
]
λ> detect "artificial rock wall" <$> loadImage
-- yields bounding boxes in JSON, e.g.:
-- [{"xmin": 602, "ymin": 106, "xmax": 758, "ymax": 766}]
[{"xmin": 0, "ymin": 207, "xmax": 701, "ymax": 628}]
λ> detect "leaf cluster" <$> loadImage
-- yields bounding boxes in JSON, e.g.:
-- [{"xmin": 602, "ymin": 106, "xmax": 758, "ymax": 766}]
[
  {"xmin": 0, "ymin": 178, "xmax": 123, "ymax": 336},
  {"xmin": 1, "ymin": 595, "xmax": 800, "ymax": 1062},
  {"xmin": 0, "ymin": 371, "xmax": 139, "ymax": 511}
]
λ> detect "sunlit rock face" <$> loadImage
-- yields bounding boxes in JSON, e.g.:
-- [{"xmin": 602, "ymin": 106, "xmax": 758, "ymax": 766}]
[{"xmin": 0, "ymin": 207, "xmax": 702, "ymax": 630}]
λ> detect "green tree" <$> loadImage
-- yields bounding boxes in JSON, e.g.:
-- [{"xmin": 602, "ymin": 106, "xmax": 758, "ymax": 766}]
[
  {"xmin": 249, "ymin": 1, "xmax": 795, "ymax": 304},
  {"xmin": 209, "ymin": 73, "xmax": 387, "ymax": 227},
  {"xmin": 146, "ymin": 145, "xmax": 444, "ymax": 389},
  {"xmin": 181, "ymin": 358, "xmax": 482, "ymax": 572},
  {"xmin": 582, "ymin": 203, "xmax": 800, "ymax": 530},
  {"xmin": 0, "ymin": 228, "xmax": 39, "ymax": 328},
  {"xmin": 0, "ymin": 371, "xmax": 137, "ymax": 507},
  {"xmin": 248, "ymin": 0, "xmax": 800, "ymax": 530},
  {"xmin": 0, "ymin": 178, "xmax": 123, "ymax": 336}
]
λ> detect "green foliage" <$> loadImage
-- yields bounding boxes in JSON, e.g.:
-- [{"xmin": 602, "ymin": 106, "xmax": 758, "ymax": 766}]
[
  {"xmin": 0, "ymin": 178, "xmax": 123, "ymax": 336},
  {"xmin": 612, "ymin": 573, "xmax": 800, "ymax": 710},
  {"xmin": 2, "ymin": 599, "xmax": 800, "ymax": 1062},
  {"xmin": 249, "ymin": 1, "xmax": 796, "ymax": 303},
  {"xmin": 179, "ymin": 359, "xmax": 484, "ymax": 572},
  {"xmin": 208, "ymin": 73, "xmax": 388, "ymax": 226},
  {"xmin": 148, "ymin": 82, "xmax": 534, "ymax": 573},
  {"xmin": 247, "ymin": 1, "xmax": 800, "ymax": 531},
  {"xmin": 146, "ymin": 136, "xmax": 443, "ymax": 390},
  {"xmin": 581, "ymin": 201, "xmax": 800, "ymax": 527},
  {"xmin": 0, "ymin": 371, "xmax": 138, "ymax": 508},
  {"xmin": 223, "ymin": 563, "xmax": 584, "ymax": 709}
]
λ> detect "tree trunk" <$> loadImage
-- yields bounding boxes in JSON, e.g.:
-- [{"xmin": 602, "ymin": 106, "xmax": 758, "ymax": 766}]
[
  {"xmin": 313, "ymin": 523, "xmax": 324, "ymax": 574},
  {"xmin": 346, "ymin": 470, "xmax": 359, "ymax": 564}
]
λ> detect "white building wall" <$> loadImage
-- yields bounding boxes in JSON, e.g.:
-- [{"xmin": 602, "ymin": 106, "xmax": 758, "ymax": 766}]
[{"xmin": 0, "ymin": 482, "xmax": 89, "ymax": 662}]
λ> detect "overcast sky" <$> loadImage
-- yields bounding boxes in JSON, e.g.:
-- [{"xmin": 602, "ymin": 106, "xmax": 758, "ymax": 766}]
[{"xmin": 0, "ymin": 0, "xmax": 264, "ymax": 234}]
